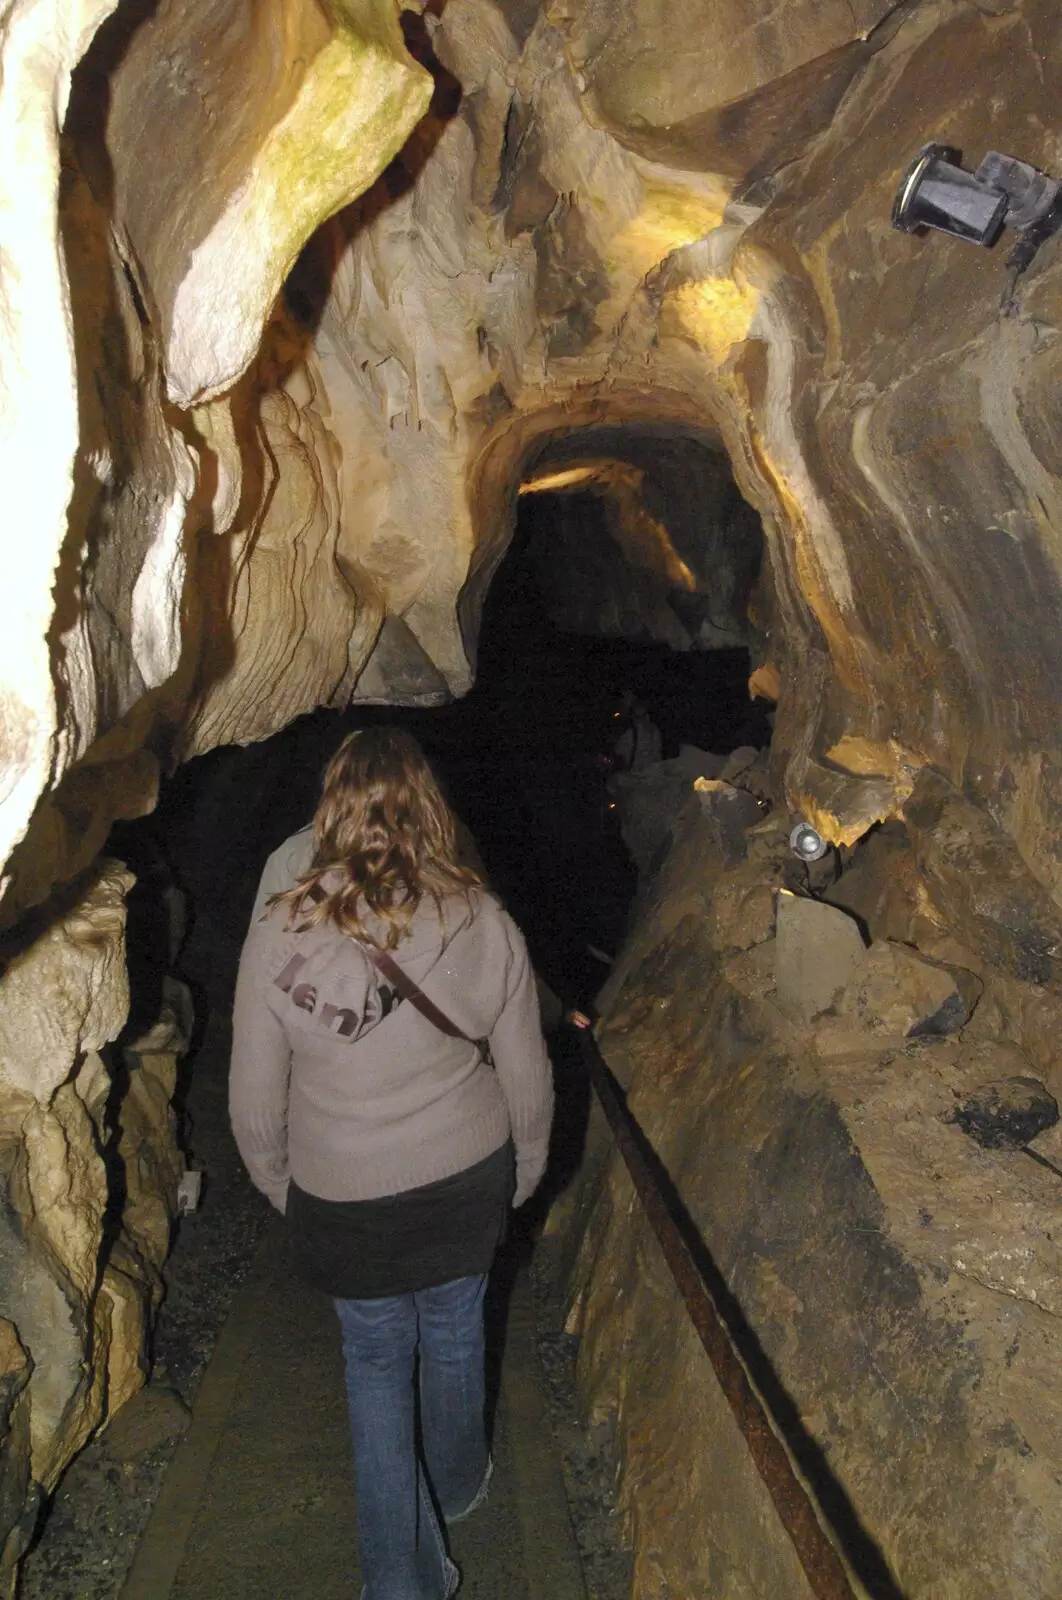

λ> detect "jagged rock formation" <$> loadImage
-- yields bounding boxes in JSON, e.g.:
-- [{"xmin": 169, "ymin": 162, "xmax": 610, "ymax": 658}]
[
  {"xmin": 0, "ymin": 862, "xmax": 190, "ymax": 1584},
  {"xmin": 0, "ymin": 0, "xmax": 431, "ymax": 918},
  {"xmin": 564, "ymin": 774, "xmax": 1062, "ymax": 1597},
  {"xmin": 1, "ymin": 0, "xmax": 1062, "ymax": 1590},
  {"xmin": 16, "ymin": 0, "xmax": 1062, "ymax": 910}
]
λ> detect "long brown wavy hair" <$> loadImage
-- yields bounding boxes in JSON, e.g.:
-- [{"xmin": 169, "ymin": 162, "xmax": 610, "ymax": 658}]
[{"xmin": 269, "ymin": 727, "xmax": 483, "ymax": 948}]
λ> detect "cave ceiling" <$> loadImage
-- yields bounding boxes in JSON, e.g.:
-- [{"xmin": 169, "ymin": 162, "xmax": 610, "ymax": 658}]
[{"xmin": 1, "ymin": 0, "xmax": 1062, "ymax": 922}]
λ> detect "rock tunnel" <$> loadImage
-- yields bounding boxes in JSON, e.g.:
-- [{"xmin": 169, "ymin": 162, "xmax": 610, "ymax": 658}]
[{"xmin": 3, "ymin": 0, "xmax": 1062, "ymax": 1595}]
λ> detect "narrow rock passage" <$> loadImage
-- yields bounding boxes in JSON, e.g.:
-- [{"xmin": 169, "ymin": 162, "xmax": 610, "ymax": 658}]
[
  {"xmin": 19, "ymin": 508, "xmax": 760, "ymax": 1598},
  {"xmin": 110, "ymin": 879, "xmax": 613, "ymax": 1600},
  {"xmin": 10, "ymin": 3, "xmax": 1061, "ymax": 1591}
]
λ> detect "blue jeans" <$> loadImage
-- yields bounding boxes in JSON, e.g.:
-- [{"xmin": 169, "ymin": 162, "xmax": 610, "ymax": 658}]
[{"xmin": 334, "ymin": 1274, "xmax": 491, "ymax": 1600}]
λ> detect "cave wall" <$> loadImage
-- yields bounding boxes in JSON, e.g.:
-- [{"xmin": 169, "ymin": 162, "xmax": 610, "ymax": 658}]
[
  {"xmin": 2, "ymin": 0, "xmax": 1062, "ymax": 1589},
  {"xmin": 0, "ymin": 861, "xmax": 189, "ymax": 1587},
  {"xmin": 731, "ymin": 0, "xmax": 1062, "ymax": 891},
  {"xmin": 277, "ymin": 0, "xmax": 1062, "ymax": 912},
  {"xmin": 0, "ymin": 0, "xmax": 431, "ymax": 1578},
  {"xmin": 0, "ymin": 0, "xmax": 432, "ymax": 921},
  {"xmin": 563, "ymin": 779, "xmax": 1062, "ymax": 1597}
]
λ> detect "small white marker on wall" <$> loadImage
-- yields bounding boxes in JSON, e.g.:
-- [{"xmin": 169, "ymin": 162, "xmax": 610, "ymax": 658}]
[{"xmin": 176, "ymin": 1170, "xmax": 203, "ymax": 1216}]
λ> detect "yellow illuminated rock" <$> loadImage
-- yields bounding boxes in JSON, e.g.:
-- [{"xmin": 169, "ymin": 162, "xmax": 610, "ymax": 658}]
[{"xmin": 669, "ymin": 274, "xmax": 760, "ymax": 365}]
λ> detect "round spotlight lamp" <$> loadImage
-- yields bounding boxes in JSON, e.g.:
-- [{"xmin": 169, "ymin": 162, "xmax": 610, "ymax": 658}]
[
  {"xmin": 789, "ymin": 822, "xmax": 828, "ymax": 863},
  {"xmin": 892, "ymin": 143, "xmax": 1008, "ymax": 246}
]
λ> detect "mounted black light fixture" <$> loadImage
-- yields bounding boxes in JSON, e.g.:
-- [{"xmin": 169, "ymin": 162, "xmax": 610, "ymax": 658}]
[{"xmin": 892, "ymin": 143, "xmax": 1062, "ymax": 308}]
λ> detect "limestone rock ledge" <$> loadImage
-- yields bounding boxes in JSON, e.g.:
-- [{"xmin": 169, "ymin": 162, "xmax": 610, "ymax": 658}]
[
  {"xmin": 563, "ymin": 790, "xmax": 1062, "ymax": 1598},
  {"xmin": 0, "ymin": 863, "xmax": 185, "ymax": 1594}
]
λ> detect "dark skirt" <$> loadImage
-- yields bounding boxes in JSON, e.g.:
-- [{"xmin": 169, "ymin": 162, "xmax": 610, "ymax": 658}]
[{"xmin": 286, "ymin": 1142, "xmax": 515, "ymax": 1300}]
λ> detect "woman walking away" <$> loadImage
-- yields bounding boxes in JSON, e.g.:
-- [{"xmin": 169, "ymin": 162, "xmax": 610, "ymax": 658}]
[{"xmin": 229, "ymin": 727, "xmax": 554, "ymax": 1600}]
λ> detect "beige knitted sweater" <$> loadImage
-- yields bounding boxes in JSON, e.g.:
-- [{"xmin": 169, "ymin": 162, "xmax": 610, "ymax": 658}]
[{"xmin": 230, "ymin": 875, "xmax": 554, "ymax": 1213}]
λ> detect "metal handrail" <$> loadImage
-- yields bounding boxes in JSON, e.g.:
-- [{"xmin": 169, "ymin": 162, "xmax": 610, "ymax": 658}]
[{"xmin": 575, "ymin": 1028, "xmax": 873, "ymax": 1600}]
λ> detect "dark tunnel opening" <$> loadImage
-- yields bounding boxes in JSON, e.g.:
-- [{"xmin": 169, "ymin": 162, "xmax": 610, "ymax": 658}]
[
  {"xmin": 119, "ymin": 444, "xmax": 771, "ymax": 1020},
  {"xmin": 105, "ymin": 429, "xmax": 773, "ymax": 1211},
  {"xmin": 101, "ymin": 450, "xmax": 772, "ymax": 1353}
]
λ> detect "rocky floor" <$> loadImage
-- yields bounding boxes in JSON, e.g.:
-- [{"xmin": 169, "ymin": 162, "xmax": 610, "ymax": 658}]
[
  {"xmin": 529, "ymin": 1246, "xmax": 633, "ymax": 1600},
  {"xmin": 17, "ymin": 922, "xmax": 631, "ymax": 1600}
]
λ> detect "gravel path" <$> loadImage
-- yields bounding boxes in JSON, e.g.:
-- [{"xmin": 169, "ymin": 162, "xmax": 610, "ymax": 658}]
[{"xmin": 530, "ymin": 1242, "xmax": 633, "ymax": 1600}]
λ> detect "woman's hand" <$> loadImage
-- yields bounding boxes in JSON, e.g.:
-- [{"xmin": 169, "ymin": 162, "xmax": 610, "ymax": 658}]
[{"xmin": 566, "ymin": 1009, "xmax": 592, "ymax": 1030}]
